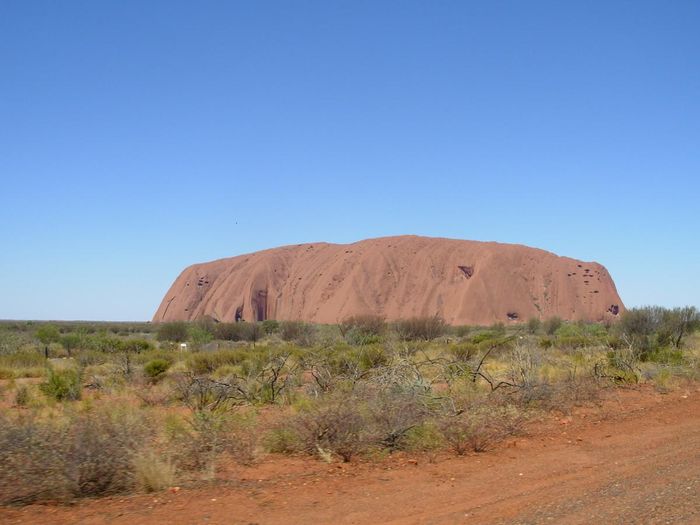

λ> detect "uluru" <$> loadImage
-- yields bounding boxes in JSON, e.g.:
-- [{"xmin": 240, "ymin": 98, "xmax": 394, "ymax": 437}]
[{"xmin": 154, "ymin": 235, "xmax": 624, "ymax": 325}]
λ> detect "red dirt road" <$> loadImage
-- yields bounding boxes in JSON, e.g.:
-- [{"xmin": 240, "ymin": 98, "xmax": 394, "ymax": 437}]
[{"xmin": 3, "ymin": 386, "xmax": 700, "ymax": 525}]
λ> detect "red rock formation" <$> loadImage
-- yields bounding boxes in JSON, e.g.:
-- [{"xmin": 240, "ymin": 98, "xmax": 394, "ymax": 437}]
[{"xmin": 153, "ymin": 235, "xmax": 624, "ymax": 325}]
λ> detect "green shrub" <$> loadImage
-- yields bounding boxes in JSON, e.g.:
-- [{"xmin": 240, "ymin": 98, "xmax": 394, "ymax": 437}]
[
  {"xmin": 490, "ymin": 322, "xmax": 506, "ymax": 336},
  {"xmin": 36, "ymin": 324, "xmax": 61, "ymax": 346},
  {"xmin": 321, "ymin": 346, "xmax": 388, "ymax": 377},
  {"xmin": 133, "ymin": 450, "xmax": 176, "ymax": 492},
  {"xmin": 538, "ymin": 336, "xmax": 554, "ymax": 349},
  {"xmin": 527, "ymin": 317, "xmax": 541, "ymax": 334},
  {"xmin": 279, "ymin": 321, "xmax": 317, "ymax": 346},
  {"xmin": 543, "ymin": 316, "xmax": 563, "ymax": 335},
  {"xmin": 14, "ymin": 384, "xmax": 31, "ymax": 407},
  {"xmin": 83, "ymin": 334, "xmax": 123, "ymax": 353},
  {"xmin": 122, "ymin": 338, "xmax": 154, "ymax": 354},
  {"xmin": 644, "ymin": 348, "xmax": 685, "ymax": 365},
  {"xmin": 452, "ymin": 325, "xmax": 472, "ymax": 338},
  {"xmin": 60, "ymin": 333, "xmax": 84, "ymax": 356},
  {"xmin": 212, "ymin": 322, "xmax": 262, "ymax": 343},
  {"xmin": 340, "ymin": 315, "xmax": 386, "ymax": 345},
  {"xmin": 344, "ymin": 328, "xmax": 383, "ymax": 346},
  {"xmin": 144, "ymin": 359, "xmax": 170, "ymax": 381},
  {"xmin": 187, "ymin": 349, "xmax": 249, "ymax": 375},
  {"xmin": 394, "ymin": 316, "xmax": 446, "ymax": 341},
  {"xmin": 188, "ymin": 322, "xmax": 214, "ymax": 346},
  {"xmin": 40, "ymin": 367, "xmax": 82, "ymax": 401},
  {"xmin": 13, "ymin": 367, "xmax": 46, "ymax": 379},
  {"xmin": 601, "ymin": 350, "xmax": 640, "ymax": 384},
  {"xmin": 0, "ymin": 327, "xmax": 33, "ymax": 355},
  {"xmin": 470, "ymin": 331, "xmax": 497, "ymax": 344},
  {"xmin": 618, "ymin": 306, "xmax": 700, "ymax": 351},
  {"xmin": 557, "ymin": 335, "xmax": 590, "ymax": 349},
  {"xmin": 0, "ymin": 350, "xmax": 46, "ymax": 368},
  {"xmin": 449, "ymin": 343, "xmax": 478, "ymax": 362},
  {"xmin": 75, "ymin": 349, "xmax": 108, "ymax": 367},
  {"xmin": 263, "ymin": 426, "xmax": 302, "ymax": 454},
  {"xmin": 403, "ymin": 422, "xmax": 444, "ymax": 452},
  {"xmin": 356, "ymin": 346, "xmax": 388, "ymax": 370},
  {"xmin": 262, "ymin": 319, "xmax": 280, "ymax": 334},
  {"xmin": 156, "ymin": 322, "xmax": 189, "ymax": 342},
  {"xmin": 213, "ymin": 322, "xmax": 242, "ymax": 341}
]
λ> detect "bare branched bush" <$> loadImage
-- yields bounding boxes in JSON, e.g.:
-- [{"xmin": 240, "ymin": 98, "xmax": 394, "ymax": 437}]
[
  {"xmin": 595, "ymin": 337, "xmax": 642, "ymax": 384},
  {"xmin": 293, "ymin": 395, "xmax": 372, "ymax": 462},
  {"xmin": 538, "ymin": 371, "xmax": 601, "ymax": 413},
  {"xmin": 63, "ymin": 413, "xmax": 148, "ymax": 497},
  {"xmin": 371, "ymin": 355, "xmax": 435, "ymax": 394},
  {"xmin": 303, "ymin": 347, "xmax": 386, "ymax": 394},
  {"xmin": 506, "ymin": 343, "xmax": 544, "ymax": 402},
  {"xmin": 173, "ymin": 372, "xmax": 250, "ymax": 412},
  {"xmin": 136, "ymin": 382, "xmax": 175, "ymax": 407},
  {"xmin": 170, "ymin": 411, "xmax": 256, "ymax": 472},
  {"xmin": 0, "ymin": 415, "xmax": 67, "ymax": 504},
  {"xmin": 438, "ymin": 403, "xmax": 524, "ymax": 454},
  {"xmin": 449, "ymin": 342, "xmax": 478, "ymax": 362},
  {"xmin": 367, "ymin": 387, "xmax": 431, "ymax": 450},
  {"xmin": 0, "ymin": 410, "xmax": 150, "ymax": 504},
  {"xmin": 253, "ymin": 352, "xmax": 297, "ymax": 403}
]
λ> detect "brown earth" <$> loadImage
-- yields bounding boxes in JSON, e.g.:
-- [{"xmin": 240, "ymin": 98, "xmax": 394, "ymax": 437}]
[
  {"xmin": 4, "ymin": 385, "xmax": 699, "ymax": 525},
  {"xmin": 153, "ymin": 235, "xmax": 624, "ymax": 325}
]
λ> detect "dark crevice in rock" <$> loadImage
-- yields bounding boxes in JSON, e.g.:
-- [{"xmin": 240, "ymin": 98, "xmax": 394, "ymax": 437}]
[
  {"xmin": 252, "ymin": 289, "xmax": 268, "ymax": 322},
  {"xmin": 458, "ymin": 265, "xmax": 474, "ymax": 279},
  {"xmin": 161, "ymin": 297, "xmax": 176, "ymax": 320}
]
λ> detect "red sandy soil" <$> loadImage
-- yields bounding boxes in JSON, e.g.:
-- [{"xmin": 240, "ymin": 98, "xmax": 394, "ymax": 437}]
[
  {"xmin": 154, "ymin": 235, "xmax": 624, "ymax": 326},
  {"xmin": 4, "ymin": 385, "xmax": 699, "ymax": 525}
]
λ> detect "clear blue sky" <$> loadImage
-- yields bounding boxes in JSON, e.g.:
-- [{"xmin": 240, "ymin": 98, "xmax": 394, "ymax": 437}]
[{"xmin": 1, "ymin": 1, "xmax": 698, "ymax": 321}]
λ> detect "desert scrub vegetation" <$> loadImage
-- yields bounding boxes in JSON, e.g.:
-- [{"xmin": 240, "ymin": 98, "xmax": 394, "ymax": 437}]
[
  {"xmin": 0, "ymin": 310, "xmax": 698, "ymax": 505},
  {"xmin": 438, "ymin": 402, "xmax": 524, "ymax": 454},
  {"xmin": 0, "ymin": 408, "xmax": 151, "ymax": 504},
  {"xmin": 40, "ymin": 366, "xmax": 83, "ymax": 401}
]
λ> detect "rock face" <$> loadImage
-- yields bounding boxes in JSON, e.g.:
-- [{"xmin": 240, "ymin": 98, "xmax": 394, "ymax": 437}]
[{"xmin": 153, "ymin": 235, "xmax": 624, "ymax": 325}]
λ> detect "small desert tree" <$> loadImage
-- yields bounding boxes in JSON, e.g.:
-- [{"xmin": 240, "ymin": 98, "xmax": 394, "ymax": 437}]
[
  {"xmin": 661, "ymin": 306, "xmax": 699, "ymax": 348},
  {"xmin": 526, "ymin": 317, "xmax": 541, "ymax": 334},
  {"xmin": 61, "ymin": 333, "xmax": 82, "ymax": 357},
  {"xmin": 543, "ymin": 316, "xmax": 562, "ymax": 335},
  {"xmin": 36, "ymin": 324, "xmax": 61, "ymax": 359},
  {"xmin": 156, "ymin": 322, "xmax": 188, "ymax": 343},
  {"xmin": 120, "ymin": 338, "xmax": 153, "ymax": 376}
]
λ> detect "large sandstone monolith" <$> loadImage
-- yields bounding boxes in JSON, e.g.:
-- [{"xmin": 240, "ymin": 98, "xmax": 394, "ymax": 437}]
[{"xmin": 153, "ymin": 235, "xmax": 624, "ymax": 325}]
